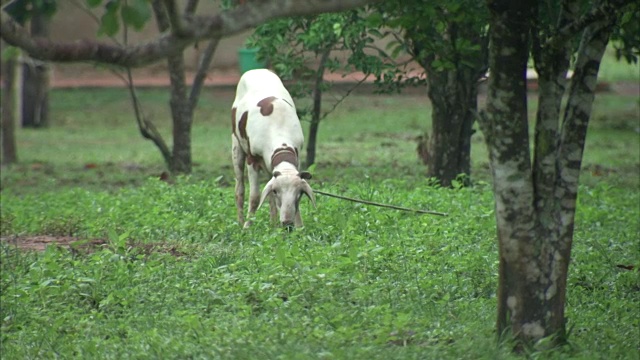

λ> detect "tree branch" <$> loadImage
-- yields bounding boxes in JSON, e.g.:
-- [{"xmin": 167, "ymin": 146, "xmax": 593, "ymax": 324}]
[
  {"xmin": 546, "ymin": 0, "xmax": 633, "ymax": 49},
  {"xmin": 1, "ymin": 0, "xmax": 379, "ymax": 67},
  {"xmin": 189, "ymin": 37, "xmax": 220, "ymax": 110},
  {"xmin": 125, "ymin": 68, "xmax": 174, "ymax": 168},
  {"xmin": 531, "ymin": 0, "xmax": 579, "ymax": 223},
  {"xmin": 183, "ymin": 0, "xmax": 199, "ymax": 15},
  {"xmin": 555, "ymin": 19, "xmax": 614, "ymax": 246},
  {"xmin": 162, "ymin": 0, "xmax": 188, "ymax": 36},
  {"xmin": 321, "ymin": 74, "xmax": 369, "ymax": 121},
  {"xmin": 314, "ymin": 189, "xmax": 448, "ymax": 216}
]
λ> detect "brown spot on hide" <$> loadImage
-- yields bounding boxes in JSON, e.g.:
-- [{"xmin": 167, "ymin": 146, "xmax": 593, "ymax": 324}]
[
  {"xmin": 247, "ymin": 152, "xmax": 264, "ymax": 171},
  {"xmin": 231, "ymin": 107, "xmax": 237, "ymax": 135},
  {"xmin": 257, "ymin": 96, "xmax": 277, "ymax": 116},
  {"xmin": 271, "ymin": 146, "xmax": 298, "ymax": 169},
  {"xmin": 239, "ymin": 111, "xmax": 249, "ymax": 140}
]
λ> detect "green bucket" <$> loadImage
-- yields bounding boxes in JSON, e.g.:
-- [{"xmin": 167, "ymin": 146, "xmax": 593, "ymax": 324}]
[{"xmin": 238, "ymin": 47, "xmax": 267, "ymax": 74}]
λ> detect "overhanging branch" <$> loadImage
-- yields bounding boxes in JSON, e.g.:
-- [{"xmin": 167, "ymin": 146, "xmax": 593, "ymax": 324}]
[
  {"xmin": 546, "ymin": 0, "xmax": 634, "ymax": 49},
  {"xmin": 1, "ymin": 0, "xmax": 378, "ymax": 67}
]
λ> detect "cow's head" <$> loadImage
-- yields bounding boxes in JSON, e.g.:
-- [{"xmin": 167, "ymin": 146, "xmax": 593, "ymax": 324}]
[{"xmin": 258, "ymin": 171, "xmax": 316, "ymax": 228}]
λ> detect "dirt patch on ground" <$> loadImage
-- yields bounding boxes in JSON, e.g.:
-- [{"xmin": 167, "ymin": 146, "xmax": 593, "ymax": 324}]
[
  {"xmin": 1, "ymin": 235, "xmax": 184, "ymax": 257},
  {"xmin": 1, "ymin": 235, "xmax": 107, "ymax": 252}
]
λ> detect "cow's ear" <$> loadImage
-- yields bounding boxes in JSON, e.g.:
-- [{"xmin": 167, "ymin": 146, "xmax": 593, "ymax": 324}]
[{"xmin": 299, "ymin": 171, "xmax": 312, "ymax": 180}]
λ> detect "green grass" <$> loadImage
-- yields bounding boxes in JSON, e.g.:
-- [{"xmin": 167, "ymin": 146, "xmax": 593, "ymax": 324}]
[{"xmin": 1, "ymin": 83, "xmax": 639, "ymax": 358}]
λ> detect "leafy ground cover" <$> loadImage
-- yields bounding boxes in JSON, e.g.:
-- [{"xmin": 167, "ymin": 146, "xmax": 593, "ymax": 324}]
[{"xmin": 1, "ymin": 62, "xmax": 638, "ymax": 357}]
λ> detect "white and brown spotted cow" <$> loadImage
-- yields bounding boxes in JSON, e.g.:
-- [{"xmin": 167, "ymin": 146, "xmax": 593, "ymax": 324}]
[{"xmin": 231, "ymin": 69, "xmax": 316, "ymax": 229}]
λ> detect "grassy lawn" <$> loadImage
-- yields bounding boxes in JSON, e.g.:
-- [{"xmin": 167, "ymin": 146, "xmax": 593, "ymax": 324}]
[{"xmin": 1, "ymin": 60, "xmax": 639, "ymax": 358}]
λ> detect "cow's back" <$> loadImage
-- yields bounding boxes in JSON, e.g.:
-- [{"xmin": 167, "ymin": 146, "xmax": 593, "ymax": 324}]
[
  {"xmin": 233, "ymin": 69, "xmax": 295, "ymax": 107},
  {"xmin": 231, "ymin": 70, "xmax": 303, "ymax": 160}
]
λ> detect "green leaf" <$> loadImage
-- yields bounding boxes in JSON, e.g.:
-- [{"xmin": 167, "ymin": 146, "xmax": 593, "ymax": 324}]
[
  {"xmin": 366, "ymin": 12, "xmax": 383, "ymax": 27},
  {"xmin": 332, "ymin": 22, "xmax": 342, "ymax": 37},
  {"xmin": 98, "ymin": 2, "xmax": 120, "ymax": 36},
  {"xmin": 1, "ymin": 46, "xmax": 21, "ymax": 61},
  {"xmin": 121, "ymin": 0, "xmax": 151, "ymax": 31},
  {"xmin": 4, "ymin": 0, "xmax": 31, "ymax": 25},
  {"xmin": 86, "ymin": 0, "xmax": 103, "ymax": 8}
]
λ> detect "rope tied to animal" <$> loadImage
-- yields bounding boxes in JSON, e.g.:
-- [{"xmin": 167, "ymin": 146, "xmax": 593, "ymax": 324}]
[{"xmin": 313, "ymin": 189, "xmax": 447, "ymax": 216}]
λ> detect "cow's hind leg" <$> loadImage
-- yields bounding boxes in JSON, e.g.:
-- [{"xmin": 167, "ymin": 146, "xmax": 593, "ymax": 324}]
[
  {"xmin": 232, "ymin": 140, "xmax": 246, "ymax": 226},
  {"xmin": 245, "ymin": 164, "xmax": 261, "ymax": 228}
]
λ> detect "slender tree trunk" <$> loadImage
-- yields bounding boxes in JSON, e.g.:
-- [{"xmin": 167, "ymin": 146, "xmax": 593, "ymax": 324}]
[
  {"xmin": 549, "ymin": 19, "xmax": 614, "ymax": 333},
  {"xmin": 1, "ymin": 51, "xmax": 18, "ymax": 164},
  {"xmin": 152, "ymin": 0, "xmax": 193, "ymax": 174},
  {"xmin": 305, "ymin": 49, "xmax": 331, "ymax": 168},
  {"xmin": 167, "ymin": 55, "xmax": 193, "ymax": 174},
  {"xmin": 21, "ymin": 11, "xmax": 50, "ymax": 128}
]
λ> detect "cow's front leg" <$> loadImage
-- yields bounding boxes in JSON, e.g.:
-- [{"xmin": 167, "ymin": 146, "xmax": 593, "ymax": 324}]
[
  {"xmin": 244, "ymin": 164, "xmax": 261, "ymax": 228},
  {"xmin": 294, "ymin": 210, "xmax": 303, "ymax": 228},
  {"xmin": 269, "ymin": 195, "xmax": 277, "ymax": 225},
  {"xmin": 232, "ymin": 142, "xmax": 246, "ymax": 226}
]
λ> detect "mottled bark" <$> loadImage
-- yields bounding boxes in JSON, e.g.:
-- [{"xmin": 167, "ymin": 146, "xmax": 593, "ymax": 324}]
[
  {"xmin": 482, "ymin": 0, "xmax": 624, "ymax": 348},
  {"xmin": 21, "ymin": 12, "xmax": 50, "ymax": 128},
  {"xmin": 480, "ymin": 0, "xmax": 540, "ymax": 345},
  {"xmin": 0, "ymin": 0, "xmax": 379, "ymax": 67},
  {"xmin": 549, "ymin": 20, "xmax": 615, "ymax": 332},
  {"xmin": 531, "ymin": 0, "xmax": 579, "ymax": 228},
  {"xmin": 1, "ymin": 53, "xmax": 18, "ymax": 164}
]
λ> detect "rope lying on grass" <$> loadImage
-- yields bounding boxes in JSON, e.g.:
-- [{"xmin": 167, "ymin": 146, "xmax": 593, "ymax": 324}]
[{"xmin": 313, "ymin": 189, "xmax": 448, "ymax": 216}]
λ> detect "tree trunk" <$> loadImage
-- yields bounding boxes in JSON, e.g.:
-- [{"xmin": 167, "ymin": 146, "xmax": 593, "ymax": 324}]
[
  {"xmin": 411, "ymin": 20, "xmax": 487, "ymax": 187},
  {"xmin": 1, "ymin": 51, "xmax": 18, "ymax": 164},
  {"xmin": 422, "ymin": 69, "xmax": 478, "ymax": 187},
  {"xmin": 152, "ymin": 0, "xmax": 193, "ymax": 174},
  {"xmin": 305, "ymin": 49, "xmax": 331, "ymax": 168},
  {"xmin": 480, "ymin": 0, "xmax": 618, "ymax": 349},
  {"xmin": 21, "ymin": 11, "xmax": 50, "ymax": 128},
  {"xmin": 167, "ymin": 56, "xmax": 193, "ymax": 174},
  {"xmin": 479, "ymin": 0, "xmax": 541, "ymax": 347}
]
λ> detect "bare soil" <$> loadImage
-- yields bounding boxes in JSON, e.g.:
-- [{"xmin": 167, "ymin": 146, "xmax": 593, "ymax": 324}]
[
  {"xmin": 1, "ymin": 235, "xmax": 184, "ymax": 256},
  {"xmin": 1, "ymin": 235, "xmax": 107, "ymax": 252},
  {"xmin": 45, "ymin": 66, "xmax": 639, "ymax": 97}
]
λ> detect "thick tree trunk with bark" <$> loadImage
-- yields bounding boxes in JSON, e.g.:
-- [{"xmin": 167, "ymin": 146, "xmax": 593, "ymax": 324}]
[
  {"xmin": 411, "ymin": 20, "xmax": 487, "ymax": 187},
  {"xmin": 21, "ymin": 12, "xmax": 50, "ymax": 128},
  {"xmin": 421, "ymin": 69, "xmax": 478, "ymax": 187},
  {"xmin": 480, "ymin": 0, "xmax": 620, "ymax": 348},
  {"xmin": 480, "ymin": 0, "xmax": 539, "ymax": 343},
  {"xmin": 1, "ymin": 52, "xmax": 18, "ymax": 164}
]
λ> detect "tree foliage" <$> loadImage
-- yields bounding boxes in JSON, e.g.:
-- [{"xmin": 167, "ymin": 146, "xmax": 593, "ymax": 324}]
[
  {"xmin": 3, "ymin": 0, "xmax": 56, "ymax": 24},
  {"xmin": 1, "ymin": 0, "xmax": 380, "ymax": 67},
  {"xmin": 1, "ymin": 0, "xmax": 381, "ymax": 173},
  {"xmin": 364, "ymin": 0, "xmax": 489, "ymax": 186},
  {"xmin": 610, "ymin": 1, "xmax": 640, "ymax": 63},
  {"xmin": 248, "ymin": 10, "xmax": 394, "ymax": 166}
]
